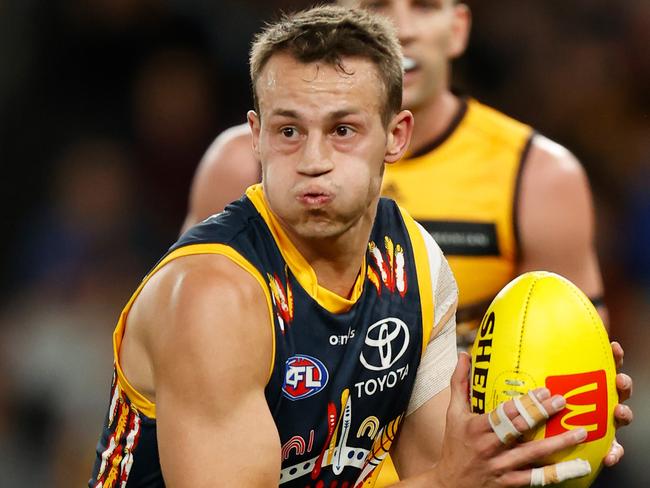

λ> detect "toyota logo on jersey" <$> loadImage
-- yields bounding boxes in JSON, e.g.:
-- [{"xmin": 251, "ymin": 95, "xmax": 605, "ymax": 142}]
[
  {"xmin": 360, "ymin": 317, "xmax": 410, "ymax": 371},
  {"xmin": 282, "ymin": 355, "xmax": 329, "ymax": 400}
]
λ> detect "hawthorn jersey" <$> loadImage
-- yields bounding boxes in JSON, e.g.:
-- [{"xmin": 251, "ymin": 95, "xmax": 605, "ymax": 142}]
[
  {"xmin": 89, "ymin": 184, "xmax": 444, "ymax": 487},
  {"xmin": 382, "ymin": 98, "xmax": 534, "ymax": 345}
]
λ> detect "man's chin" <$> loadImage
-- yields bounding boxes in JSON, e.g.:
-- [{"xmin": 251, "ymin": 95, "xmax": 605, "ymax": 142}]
[{"xmin": 293, "ymin": 221, "xmax": 344, "ymax": 240}]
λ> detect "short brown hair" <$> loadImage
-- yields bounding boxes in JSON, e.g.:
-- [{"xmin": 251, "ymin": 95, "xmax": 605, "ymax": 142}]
[{"xmin": 249, "ymin": 5, "xmax": 403, "ymax": 126}]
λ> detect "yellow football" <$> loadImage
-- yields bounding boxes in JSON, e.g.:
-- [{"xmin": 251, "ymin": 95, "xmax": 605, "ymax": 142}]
[{"xmin": 470, "ymin": 271, "xmax": 617, "ymax": 487}]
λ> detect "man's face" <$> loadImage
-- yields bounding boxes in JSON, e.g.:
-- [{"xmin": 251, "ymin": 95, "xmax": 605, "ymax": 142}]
[
  {"xmin": 354, "ymin": 0, "xmax": 468, "ymax": 111},
  {"xmin": 249, "ymin": 54, "xmax": 405, "ymax": 241}
]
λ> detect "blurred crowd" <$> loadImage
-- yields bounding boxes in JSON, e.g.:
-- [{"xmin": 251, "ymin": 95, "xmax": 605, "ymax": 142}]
[{"xmin": 0, "ymin": 0, "xmax": 647, "ymax": 486}]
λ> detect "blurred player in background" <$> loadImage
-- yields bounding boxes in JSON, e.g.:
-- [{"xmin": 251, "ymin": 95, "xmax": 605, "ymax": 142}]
[
  {"xmin": 180, "ymin": 0, "xmax": 632, "ymax": 485},
  {"xmin": 183, "ymin": 0, "xmax": 605, "ymax": 342}
]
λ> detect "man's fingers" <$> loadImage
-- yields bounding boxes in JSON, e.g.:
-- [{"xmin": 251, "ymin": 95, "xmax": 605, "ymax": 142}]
[
  {"xmin": 513, "ymin": 390, "xmax": 550, "ymax": 429},
  {"xmin": 485, "ymin": 390, "xmax": 567, "ymax": 448},
  {"xmin": 615, "ymin": 372, "xmax": 632, "ymax": 402},
  {"xmin": 528, "ymin": 459, "xmax": 591, "ymax": 486},
  {"xmin": 604, "ymin": 438, "xmax": 624, "ymax": 467},
  {"xmin": 488, "ymin": 402, "xmax": 522, "ymax": 445},
  {"xmin": 504, "ymin": 428, "xmax": 587, "ymax": 470},
  {"xmin": 614, "ymin": 403, "xmax": 634, "ymax": 428},
  {"xmin": 611, "ymin": 341, "xmax": 624, "ymax": 369}
]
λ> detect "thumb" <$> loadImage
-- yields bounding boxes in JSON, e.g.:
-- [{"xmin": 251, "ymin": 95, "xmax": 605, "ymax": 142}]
[{"xmin": 449, "ymin": 351, "xmax": 471, "ymax": 412}]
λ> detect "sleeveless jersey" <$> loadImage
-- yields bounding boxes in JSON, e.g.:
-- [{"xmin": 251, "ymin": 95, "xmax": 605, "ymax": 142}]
[
  {"xmin": 89, "ymin": 184, "xmax": 439, "ymax": 487},
  {"xmin": 382, "ymin": 98, "xmax": 534, "ymax": 344}
]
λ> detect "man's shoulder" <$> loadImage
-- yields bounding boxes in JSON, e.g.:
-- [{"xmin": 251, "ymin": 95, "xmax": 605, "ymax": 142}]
[
  {"xmin": 197, "ymin": 122, "xmax": 258, "ymax": 187},
  {"xmin": 524, "ymin": 135, "xmax": 585, "ymax": 193},
  {"xmin": 464, "ymin": 98, "xmax": 533, "ymax": 147},
  {"xmin": 205, "ymin": 123, "xmax": 254, "ymax": 158},
  {"xmin": 178, "ymin": 194, "xmax": 256, "ymax": 245}
]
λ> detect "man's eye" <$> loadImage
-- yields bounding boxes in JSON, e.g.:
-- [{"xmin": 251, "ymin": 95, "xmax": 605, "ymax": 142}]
[
  {"xmin": 413, "ymin": 0, "xmax": 442, "ymax": 10},
  {"xmin": 280, "ymin": 127, "xmax": 298, "ymax": 139},
  {"xmin": 335, "ymin": 126, "xmax": 354, "ymax": 137},
  {"xmin": 281, "ymin": 127, "xmax": 297, "ymax": 138}
]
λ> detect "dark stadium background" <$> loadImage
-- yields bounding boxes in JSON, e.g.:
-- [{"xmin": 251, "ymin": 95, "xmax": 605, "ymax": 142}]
[{"xmin": 0, "ymin": 1, "xmax": 647, "ymax": 485}]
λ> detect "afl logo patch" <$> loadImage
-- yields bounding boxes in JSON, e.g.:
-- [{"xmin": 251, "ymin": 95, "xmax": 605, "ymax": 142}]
[
  {"xmin": 360, "ymin": 317, "xmax": 410, "ymax": 371},
  {"xmin": 282, "ymin": 355, "xmax": 329, "ymax": 400}
]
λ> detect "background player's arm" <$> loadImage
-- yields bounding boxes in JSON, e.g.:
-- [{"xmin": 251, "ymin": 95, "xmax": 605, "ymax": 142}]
[
  {"xmin": 181, "ymin": 124, "xmax": 260, "ymax": 233},
  {"xmin": 137, "ymin": 255, "xmax": 280, "ymax": 486},
  {"xmin": 517, "ymin": 135, "xmax": 607, "ymax": 325}
]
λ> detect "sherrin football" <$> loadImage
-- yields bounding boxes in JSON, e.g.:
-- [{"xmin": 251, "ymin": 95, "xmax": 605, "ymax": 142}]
[{"xmin": 470, "ymin": 271, "xmax": 617, "ymax": 487}]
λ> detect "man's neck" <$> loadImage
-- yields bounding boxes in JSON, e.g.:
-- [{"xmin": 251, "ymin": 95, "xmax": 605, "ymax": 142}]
[
  {"xmin": 408, "ymin": 91, "xmax": 461, "ymax": 155},
  {"xmin": 284, "ymin": 208, "xmax": 376, "ymax": 299}
]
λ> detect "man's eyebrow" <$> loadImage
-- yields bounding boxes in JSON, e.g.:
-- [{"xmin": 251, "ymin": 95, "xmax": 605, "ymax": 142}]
[
  {"xmin": 269, "ymin": 109, "xmax": 300, "ymax": 118},
  {"xmin": 268, "ymin": 108, "xmax": 363, "ymax": 120},
  {"xmin": 328, "ymin": 109, "xmax": 362, "ymax": 120}
]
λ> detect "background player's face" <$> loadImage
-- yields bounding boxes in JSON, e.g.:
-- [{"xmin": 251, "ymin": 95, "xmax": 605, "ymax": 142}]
[
  {"xmin": 354, "ymin": 0, "xmax": 469, "ymax": 112},
  {"xmin": 249, "ymin": 53, "xmax": 411, "ymax": 241}
]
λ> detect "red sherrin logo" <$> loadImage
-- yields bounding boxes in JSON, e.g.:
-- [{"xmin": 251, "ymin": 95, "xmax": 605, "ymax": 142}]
[{"xmin": 545, "ymin": 370, "xmax": 608, "ymax": 442}]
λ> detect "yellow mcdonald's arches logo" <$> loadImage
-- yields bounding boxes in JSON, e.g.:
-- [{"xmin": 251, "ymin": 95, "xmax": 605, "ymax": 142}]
[
  {"xmin": 545, "ymin": 370, "xmax": 607, "ymax": 441},
  {"xmin": 560, "ymin": 382, "xmax": 599, "ymax": 432}
]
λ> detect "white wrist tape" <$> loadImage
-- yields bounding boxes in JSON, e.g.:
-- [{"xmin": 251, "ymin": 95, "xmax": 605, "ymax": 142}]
[
  {"xmin": 530, "ymin": 459, "xmax": 591, "ymax": 486},
  {"xmin": 514, "ymin": 391, "xmax": 550, "ymax": 429},
  {"xmin": 488, "ymin": 402, "xmax": 521, "ymax": 444}
]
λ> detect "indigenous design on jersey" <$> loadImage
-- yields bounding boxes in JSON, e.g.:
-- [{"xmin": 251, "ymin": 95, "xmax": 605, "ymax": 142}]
[
  {"xmin": 382, "ymin": 98, "xmax": 533, "ymax": 344},
  {"xmin": 367, "ymin": 236, "xmax": 407, "ymax": 297},
  {"xmin": 281, "ymin": 430, "xmax": 316, "ymax": 460},
  {"xmin": 356, "ymin": 414, "xmax": 402, "ymax": 486},
  {"xmin": 268, "ymin": 265, "xmax": 295, "ymax": 332},
  {"xmin": 91, "ymin": 374, "xmax": 146, "ymax": 488},
  {"xmin": 90, "ymin": 184, "xmax": 433, "ymax": 487},
  {"xmin": 277, "ymin": 389, "xmax": 404, "ymax": 488}
]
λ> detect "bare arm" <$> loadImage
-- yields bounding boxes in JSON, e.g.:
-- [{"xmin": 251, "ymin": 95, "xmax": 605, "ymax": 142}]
[
  {"xmin": 391, "ymin": 301, "xmax": 457, "ymax": 477},
  {"xmin": 517, "ymin": 135, "xmax": 607, "ymax": 324},
  {"xmin": 181, "ymin": 124, "xmax": 261, "ymax": 233},
  {"xmin": 128, "ymin": 254, "xmax": 279, "ymax": 486}
]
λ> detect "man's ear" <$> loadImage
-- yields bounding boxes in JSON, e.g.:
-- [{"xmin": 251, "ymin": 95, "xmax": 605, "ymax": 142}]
[
  {"xmin": 247, "ymin": 110, "xmax": 261, "ymax": 159},
  {"xmin": 449, "ymin": 3, "xmax": 471, "ymax": 59},
  {"xmin": 385, "ymin": 110, "xmax": 414, "ymax": 164}
]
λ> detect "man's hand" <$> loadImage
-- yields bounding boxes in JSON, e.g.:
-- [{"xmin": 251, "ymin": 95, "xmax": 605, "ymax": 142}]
[
  {"xmin": 428, "ymin": 353, "xmax": 589, "ymax": 488},
  {"xmin": 604, "ymin": 341, "xmax": 634, "ymax": 467}
]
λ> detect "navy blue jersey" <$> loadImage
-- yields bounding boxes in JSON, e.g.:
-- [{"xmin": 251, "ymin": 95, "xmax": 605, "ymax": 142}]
[{"xmin": 89, "ymin": 185, "xmax": 437, "ymax": 487}]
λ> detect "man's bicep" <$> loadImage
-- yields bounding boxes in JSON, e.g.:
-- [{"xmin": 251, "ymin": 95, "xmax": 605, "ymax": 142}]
[
  {"xmin": 157, "ymin": 382, "xmax": 280, "ymax": 486},
  {"xmin": 517, "ymin": 136, "xmax": 605, "ymax": 322},
  {"xmin": 153, "ymin": 256, "xmax": 280, "ymax": 485}
]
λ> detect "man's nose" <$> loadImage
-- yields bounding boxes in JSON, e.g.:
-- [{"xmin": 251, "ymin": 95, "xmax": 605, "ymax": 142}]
[
  {"xmin": 392, "ymin": 4, "xmax": 417, "ymax": 46},
  {"xmin": 296, "ymin": 133, "xmax": 334, "ymax": 176}
]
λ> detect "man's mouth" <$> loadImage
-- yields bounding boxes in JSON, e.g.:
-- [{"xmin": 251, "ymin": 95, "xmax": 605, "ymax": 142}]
[{"xmin": 297, "ymin": 190, "xmax": 332, "ymax": 207}]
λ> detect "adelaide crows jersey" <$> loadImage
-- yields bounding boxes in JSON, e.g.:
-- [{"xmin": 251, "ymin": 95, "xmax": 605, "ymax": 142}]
[
  {"xmin": 382, "ymin": 98, "xmax": 534, "ymax": 344},
  {"xmin": 89, "ymin": 184, "xmax": 443, "ymax": 487}
]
